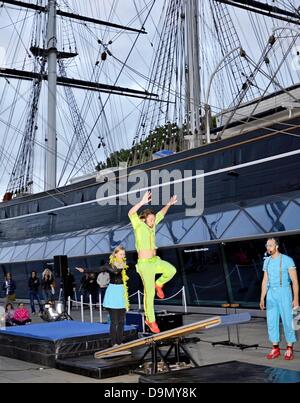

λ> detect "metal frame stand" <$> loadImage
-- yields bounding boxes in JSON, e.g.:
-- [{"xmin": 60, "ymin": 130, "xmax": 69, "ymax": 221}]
[
  {"xmin": 135, "ymin": 337, "xmax": 199, "ymax": 375},
  {"xmin": 212, "ymin": 304, "xmax": 258, "ymax": 351}
]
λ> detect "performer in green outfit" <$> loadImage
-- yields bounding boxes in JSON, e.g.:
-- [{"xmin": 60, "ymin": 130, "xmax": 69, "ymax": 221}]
[{"xmin": 128, "ymin": 191, "xmax": 177, "ymax": 333}]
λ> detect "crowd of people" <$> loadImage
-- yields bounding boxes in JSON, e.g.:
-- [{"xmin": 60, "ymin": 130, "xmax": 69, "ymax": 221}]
[
  {"xmin": 5, "ymin": 302, "xmax": 31, "ymax": 326},
  {"xmin": 1, "ymin": 267, "xmax": 111, "ymax": 327}
]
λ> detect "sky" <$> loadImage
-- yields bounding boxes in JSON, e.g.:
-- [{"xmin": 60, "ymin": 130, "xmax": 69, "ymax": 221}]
[
  {"xmin": 0, "ymin": 0, "xmax": 165, "ymax": 194},
  {"xmin": 0, "ymin": 0, "xmax": 300, "ymax": 197}
]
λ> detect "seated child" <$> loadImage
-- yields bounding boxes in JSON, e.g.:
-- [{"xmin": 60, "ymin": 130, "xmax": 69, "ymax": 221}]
[
  {"xmin": 5, "ymin": 303, "xmax": 15, "ymax": 326},
  {"xmin": 13, "ymin": 303, "xmax": 31, "ymax": 325}
]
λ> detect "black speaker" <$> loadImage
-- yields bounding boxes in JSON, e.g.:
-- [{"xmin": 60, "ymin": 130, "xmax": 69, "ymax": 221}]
[
  {"xmin": 155, "ymin": 312, "xmax": 183, "ymax": 332},
  {"xmin": 53, "ymin": 255, "xmax": 68, "ymax": 278}
]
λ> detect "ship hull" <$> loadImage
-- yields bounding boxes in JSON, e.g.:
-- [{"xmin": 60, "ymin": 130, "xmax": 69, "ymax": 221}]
[{"xmin": 1, "ymin": 116, "xmax": 300, "ymax": 242}]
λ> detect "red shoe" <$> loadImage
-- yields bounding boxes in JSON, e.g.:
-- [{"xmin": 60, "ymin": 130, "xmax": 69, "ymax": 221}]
[
  {"xmin": 284, "ymin": 347, "xmax": 294, "ymax": 361},
  {"xmin": 266, "ymin": 347, "xmax": 281, "ymax": 359},
  {"xmin": 155, "ymin": 284, "xmax": 165, "ymax": 299},
  {"xmin": 145, "ymin": 320, "xmax": 160, "ymax": 334}
]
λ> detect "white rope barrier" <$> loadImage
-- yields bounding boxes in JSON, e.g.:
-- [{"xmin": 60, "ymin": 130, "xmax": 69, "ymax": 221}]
[
  {"xmin": 89, "ymin": 294, "xmax": 93, "ymax": 323},
  {"xmin": 67, "ymin": 293, "xmax": 105, "ymax": 323},
  {"xmin": 99, "ymin": 293, "xmax": 103, "ymax": 323},
  {"xmin": 138, "ymin": 286, "xmax": 185, "ymax": 301},
  {"xmin": 128, "ymin": 290, "xmax": 142, "ymax": 311},
  {"xmin": 69, "ymin": 299, "xmax": 98, "ymax": 307},
  {"xmin": 80, "ymin": 295, "xmax": 84, "ymax": 323},
  {"xmin": 182, "ymin": 286, "xmax": 188, "ymax": 314},
  {"xmin": 138, "ymin": 290, "xmax": 142, "ymax": 311},
  {"xmin": 130, "ymin": 286, "xmax": 188, "ymax": 313},
  {"xmin": 128, "ymin": 291, "xmax": 139, "ymax": 298},
  {"xmin": 67, "ymin": 286, "xmax": 188, "ymax": 324},
  {"xmin": 67, "ymin": 296, "xmax": 71, "ymax": 316},
  {"xmin": 74, "ymin": 289, "xmax": 79, "ymax": 310}
]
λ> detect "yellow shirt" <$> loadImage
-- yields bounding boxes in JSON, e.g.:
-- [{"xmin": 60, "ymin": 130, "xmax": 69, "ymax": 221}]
[{"xmin": 129, "ymin": 212, "xmax": 164, "ymax": 252}]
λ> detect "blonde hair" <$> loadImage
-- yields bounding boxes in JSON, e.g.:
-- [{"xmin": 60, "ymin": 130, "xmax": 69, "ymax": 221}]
[
  {"xmin": 110, "ymin": 245, "xmax": 126, "ymax": 260},
  {"xmin": 42, "ymin": 269, "xmax": 53, "ymax": 279},
  {"xmin": 109, "ymin": 245, "xmax": 130, "ymax": 311}
]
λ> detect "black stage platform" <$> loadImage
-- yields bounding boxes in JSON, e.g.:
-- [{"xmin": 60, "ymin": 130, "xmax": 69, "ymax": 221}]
[
  {"xmin": 139, "ymin": 361, "xmax": 300, "ymax": 383},
  {"xmin": 0, "ymin": 321, "xmax": 137, "ymax": 367},
  {"xmin": 56, "ymin": 347, "xmax": 190, "ymax": 379},
  {"xmin": 56, "ymin": 354, "xmax": 142, "ymax": 379}
]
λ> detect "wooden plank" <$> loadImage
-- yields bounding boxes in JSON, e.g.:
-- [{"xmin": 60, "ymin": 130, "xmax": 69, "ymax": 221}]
[
  {"xmin": 95, "ymin": 317, "xmax": 220, "ymax": 358},
  {"xmin": 95, "ymin": 313, "xmax": 251, "ymax": 359}
]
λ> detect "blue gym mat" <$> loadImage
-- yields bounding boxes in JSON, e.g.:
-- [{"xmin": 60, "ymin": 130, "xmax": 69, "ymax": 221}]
[{"xmin": 0, "ymin": 321, "xmax": 135, "ymax": 341}]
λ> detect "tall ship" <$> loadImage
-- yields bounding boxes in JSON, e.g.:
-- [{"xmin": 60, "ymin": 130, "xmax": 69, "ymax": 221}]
[{"xmin": 0, "ymin": 0, "xmax": 300, "ymax": 308}]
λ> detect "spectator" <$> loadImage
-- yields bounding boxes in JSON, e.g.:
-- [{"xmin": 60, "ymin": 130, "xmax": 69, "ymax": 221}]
[
  {"xmin": 5, "ymin": 303, "xmax": 15, "ymax": 327},
  {"xmin": 86, "ymin": 273, "xmax": 98, "ymax": 305},
  {"xmin": 79, "ymin": 273, "xmax": 90, "ymax": 303},
  {"xmin": 61, "ymin": 268, "xmax": 76, "ymax": 310},
  {"xmin": 41, "ymin": 269, "xmax": 55, "ymax": 303},
  {"xmin": 2, "ymin": 273, "xmax": 16, "ymax": 303},
  {"xmin": 13, "ymin": 303, "xmax": 31, "ymax": 325},
  {"xmin": 97, "ymin": 270, "xmax": 110, "ymax": 303},
  {"xmin": 28, "ymin": 271, "xmax": 44, "ymax": 315}
]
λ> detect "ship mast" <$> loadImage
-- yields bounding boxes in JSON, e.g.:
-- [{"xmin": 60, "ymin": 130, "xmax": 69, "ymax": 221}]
[
  {"xmin": 0, "ymin": 0, "xmax": 153, "ymax": 197},
  {"xmin": 45, "ymin": 0, "xmax": 57, "ymax": 191},
  {"xmin": 185, "ymin": 0, "xmax": 202, "ymax": 149}
]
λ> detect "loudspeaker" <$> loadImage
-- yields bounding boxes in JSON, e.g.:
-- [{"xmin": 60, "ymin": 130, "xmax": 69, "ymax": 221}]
[
  {"xmin": 53, "ymin": 255, "xmax": 68, "ymax": 278},
  {"xmin": 126, "ymin": 311, "xmax": 145, "ymax": 332},
  {"xmin": 155, "ymin": 312, "xmax": 183, "ymax": 332}
]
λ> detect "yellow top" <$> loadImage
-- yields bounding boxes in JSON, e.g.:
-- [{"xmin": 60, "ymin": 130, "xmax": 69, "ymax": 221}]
[{"xmin": 129, "ymin": 211, "xmax": 164, "ymax": 252}]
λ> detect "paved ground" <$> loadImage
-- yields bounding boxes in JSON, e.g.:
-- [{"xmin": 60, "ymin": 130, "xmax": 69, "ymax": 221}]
[{"xmin": 0, "ymin": 304, "xmax": 299, "ymax": 383}]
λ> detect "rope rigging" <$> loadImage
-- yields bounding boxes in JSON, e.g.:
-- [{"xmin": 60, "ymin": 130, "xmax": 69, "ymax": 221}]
[{"xmin": 0, "ymin": 0, "xmax": 300, "ymax": 199}]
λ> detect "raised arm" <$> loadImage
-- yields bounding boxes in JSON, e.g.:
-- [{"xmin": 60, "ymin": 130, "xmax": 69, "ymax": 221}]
[
  {"xmin": 159, "ymin": 195, "xmax": 177, "ymax": 217},
  {"xmin": 76, "ymin": 263, "xmax": 123, "ymax": 275},
  {"xmin": 128, "ymin": 191, "xmax": 152, "ymax": 216},
  {"xmin": 76, "ymin": 264, "xmax": 110, "ymax": 274},
  {"xmin": 75, "ymin": 267, "xmax": 85, "ymax": 274}
]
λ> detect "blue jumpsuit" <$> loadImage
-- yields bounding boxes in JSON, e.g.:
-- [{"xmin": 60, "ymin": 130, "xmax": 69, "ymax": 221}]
[{"xmin": 263, "ymin": 254, "xmax": 297, "ymax": 344}]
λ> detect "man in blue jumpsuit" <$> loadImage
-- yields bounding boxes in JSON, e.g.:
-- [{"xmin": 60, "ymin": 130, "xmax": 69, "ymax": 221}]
[{"xmin": 260, "ymin": 238, "xmax": 299, "ymax": 360}]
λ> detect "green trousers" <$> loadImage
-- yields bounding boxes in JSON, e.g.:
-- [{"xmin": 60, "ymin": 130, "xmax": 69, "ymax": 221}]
[{"xmin": 136, "ymin": 256, "xmax": 176, "ymax": 323}]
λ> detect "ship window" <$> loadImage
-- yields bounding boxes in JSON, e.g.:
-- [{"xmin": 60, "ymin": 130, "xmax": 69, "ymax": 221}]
[
  {"xmin": 12, "ymin": 244, "xmax": 29, "ymax": 261},
  {"xmin": 0, "ymin": 247, "xmax": 15, "ymax": 263},
  {"xmin": 86, "ymin": 234, "xmax": 109, "ymax": 254},
  {"xmin": 27, "ymin": 242, "xmax": 46, "ymax": 261},
  {"xmin": 180, "ymin": 244, "xmax": 227, "ymax": 305},
  {"xmin": 276, "ymin": 201, "xmax": 300, "ymax": 232},
  {"xmin": 45, "ymin": 240, "xmax": 65, "ymax": 258},
  {"xmin": 64, "ymin": 237, "xmax": 85, "ymax": 256},
  {"xmin": 222, "ymin": 211, "xmax": 261, "ymax": 238}
]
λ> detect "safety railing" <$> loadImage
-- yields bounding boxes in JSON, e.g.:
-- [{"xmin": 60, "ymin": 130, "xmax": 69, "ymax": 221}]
[{"xmin": 64, "ymin": 286, "xmax": 188, "ymax": 323}]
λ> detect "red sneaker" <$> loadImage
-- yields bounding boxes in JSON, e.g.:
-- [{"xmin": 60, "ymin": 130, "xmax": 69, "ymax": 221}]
[
  {"xmin": 284, "ymin": 347, "xmax": 294, "ymax": 361},
  {"xmin": 145, "ymin": 320, "xmax": 160, "ymax": 334},
  {"xmin": 266, "ymin": 347, "xmax": 281, "ymax": 359},
  {"xmin": 155, "ymin": 284, "xmax": 165, "ymax": 299}
]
